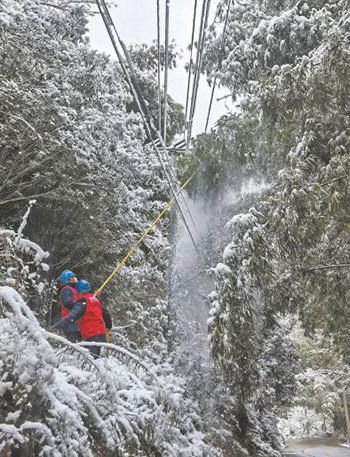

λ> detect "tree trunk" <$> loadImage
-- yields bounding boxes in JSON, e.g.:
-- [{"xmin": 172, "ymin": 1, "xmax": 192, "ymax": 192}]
[{"xmin": 342, "ymin": 390, "xmax": 350, "ymax": 442}]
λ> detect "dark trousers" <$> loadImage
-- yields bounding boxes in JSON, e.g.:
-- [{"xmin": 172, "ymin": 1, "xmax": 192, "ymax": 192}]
[
  {"xmin": 84, "ymin": 333, "xmax": 107, "ymax": 358},
  {"xmin": 65, "ymin": 331, "xmax": 82, "ymax": 343}
]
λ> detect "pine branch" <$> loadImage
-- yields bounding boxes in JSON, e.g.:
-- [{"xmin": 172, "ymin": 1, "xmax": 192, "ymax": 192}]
[
  {"xmin": 320, "ymin": 175, "xmax": 349, "ymax": 187},
  {"xmin": 305, "ymin": 264, "xmax": 350, "ymax": 273},
  {"xmin": 46, "ymin": 332, "xmax": 102, "ymax": 369},
  {"xmin": 50, "ymin": 332, "xmax": 156, "ymax": 380},
  {"xmin": 84, "ymin": 341, "xmax": 157, "ymax": 379},
  {"xmin": 318, "ymin": 216, "xmax": 350, "ymax": 222}
]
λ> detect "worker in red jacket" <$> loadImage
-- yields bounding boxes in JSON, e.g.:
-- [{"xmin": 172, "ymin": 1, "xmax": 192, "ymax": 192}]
[
  {"xmin": 54, "ymin": 279, "xmax": 112, "ymax": 358},
  {"xmin": 57, "ymin": 270, "xmax": 81, "ymax": 343}
]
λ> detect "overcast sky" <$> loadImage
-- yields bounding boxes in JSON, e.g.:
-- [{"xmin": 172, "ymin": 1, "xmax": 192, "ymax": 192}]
[{"xmin": 88, "ymin": 0, "xmax": 232, "ymax": 138}]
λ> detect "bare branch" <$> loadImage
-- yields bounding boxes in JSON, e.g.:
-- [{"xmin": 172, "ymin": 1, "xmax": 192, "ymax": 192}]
[
  {"xmin": 0, "ymin": 110, "xmax": 43, "ymax": 143},
  {"xmin": 0, "ymin": 188, "xmax": 59, "ymax": 206},
  {"xmin": 216, "ymin": 93, "xmax": 233, "ymax": 102}
]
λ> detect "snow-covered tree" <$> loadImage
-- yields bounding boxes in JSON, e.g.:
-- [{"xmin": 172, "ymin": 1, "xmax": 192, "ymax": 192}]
[
  {"xmin": 189, "ymin": 0, "xmax": 350, "ymax": 453},
  {"xmin": 0, "ymin": 0, "xmax": 174, "ymax": 351},
  {"xmin": 0, "ymin": 2, "xmax": 219, "ymax": 455},
  {"xmin": 280, "ymin": 322, "xmax": 346, "ymax": 438}
]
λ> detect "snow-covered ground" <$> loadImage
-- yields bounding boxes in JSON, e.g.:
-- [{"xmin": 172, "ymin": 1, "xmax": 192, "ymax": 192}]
[{"xmin": 283, "ymin": 438, "xmax": 350, "ymax": 457}]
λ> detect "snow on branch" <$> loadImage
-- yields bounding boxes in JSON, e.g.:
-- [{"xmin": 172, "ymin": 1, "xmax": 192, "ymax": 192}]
[
  {"xmin": 0, "ymin": 286, "xmax": 213, "ymax": 455},
  {"xmin": 15, "ymin": 200, "xmax": 36, "ymax": 245},
  {"xmin": 304, "ymin": 264, "xmax": 350, "ymax": 273},
  {"xmin": 0, "ymin": 202, "xmax": 50, "ymax": 265}
]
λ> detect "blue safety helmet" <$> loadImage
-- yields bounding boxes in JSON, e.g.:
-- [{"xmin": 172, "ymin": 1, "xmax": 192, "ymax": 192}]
[
  {"xmin": 75, "ymin": 279, "xmax": 91, "ymax": 293},
  {"xmin": 59, "ymin": 270, "xmax": 76, "ymax": 284}
]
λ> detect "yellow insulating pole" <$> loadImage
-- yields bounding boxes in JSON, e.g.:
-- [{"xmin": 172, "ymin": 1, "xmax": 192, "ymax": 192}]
[{"xmin": 95, "ymin": 172, "xmax": 197, "ymax": 296}]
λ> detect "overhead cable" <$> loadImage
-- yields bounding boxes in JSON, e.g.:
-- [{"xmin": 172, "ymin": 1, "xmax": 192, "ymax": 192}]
[
  {"xmin": 184, "ymin": 0, "xmax": 198, "ymax": 138},
  {"xmin": 186, "ymin": 0, "xmax": 211, "ymax": 150},
  {"xmin": 120, "ymin": 39, "xmax": 200, "ymax": 253},
  {"xmin": 95, "ymin": 0, "xmax": 200, "ymax": 254},
  {"xmin": 108, "ymin": 3, "xmax": 199, "ymax": 240},
  {"xmin": 96, "ymin": 172, "xmax": 197, "ymax": 295},
  {"xmin": 157, "ymin": 0, "xmax": 162, "ymax": 135},
  {"xmin": 163, "ymin": 0, "xmax": 170, "ymax": 146},
  {"xmin": 186, "ymin": 0, "xmax": 207, "ymax": 150},
  {"xmin": 205, "ymin": 0, "xmax": 232, "ymax": 132},
  {"xmin": 118, "ymin": 33, "xmax": 199, "ymax": 237},
  {"xmin": 120, "ymin": 37, "xmax": 200, "ymax": 245}
]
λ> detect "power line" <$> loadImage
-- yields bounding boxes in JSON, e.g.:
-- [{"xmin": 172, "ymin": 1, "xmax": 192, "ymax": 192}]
[
  {"xmin": 161, "ymin": 0, "xmax": 199, "ymax": 246},
  {"xmin": 119, "ymin": 39, "xmax": 201, "ymax": 253},
  {"xmin": 111, "ymin": 3, "xmax": 199, "ymax": 239},
  {"xmin": 186, "ymin": 0, "xmax": 207, "ymax": 150},
  {"xmin": 97, "ymin": 172, "xmax": 197, "ymax": 295},
  {"xmin": 156, "ymin": 0, "xmax": 162, "ymax": 135},
  {"xmin": 186, "ymin": 0, "xmax": 211, "ymax": 150},
  {"xmin": 184, "ymin": 0, "xmax": 198, "ymax": 139},
  {"xmin": 163, "ymin": 0, "xmax": 170, "ymax": 146},
  {"xmin": 117, "ymin": 7, "xmax": 200, "ymax": 243},
  {"xmin": 191, "ymin": 0, "xmax": 211, "ymax": 122},
  {"xmin": 95, "ymin": 0, "xmax": 200, "ymax": 254},
  {"xmin": 205, "ymin": 0, "xmax": 232, "ymax": 132}
]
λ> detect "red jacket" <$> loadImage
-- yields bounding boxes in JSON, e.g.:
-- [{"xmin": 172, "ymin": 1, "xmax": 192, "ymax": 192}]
[
  {"xmin": 59, "ymin": 285, "xmax": 78, "ymax": 318},
  {"xmin": 77, "ymin": 293, "xmax": 106, "ymax": 340}
]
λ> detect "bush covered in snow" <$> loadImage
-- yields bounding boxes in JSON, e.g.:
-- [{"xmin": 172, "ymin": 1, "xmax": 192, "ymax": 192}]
[
  {"xmin": 0, "ymin": 285, "xmax": 219, "ymax": 456},
  {"xmin": 0, "ymin": 203, "xmax": 50, "ymax": 325}
]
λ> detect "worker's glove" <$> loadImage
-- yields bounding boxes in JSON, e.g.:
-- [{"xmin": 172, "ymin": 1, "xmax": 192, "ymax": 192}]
[{"xmin": 52, "ymin": 318, "xmax": 68, "ymax": 330}]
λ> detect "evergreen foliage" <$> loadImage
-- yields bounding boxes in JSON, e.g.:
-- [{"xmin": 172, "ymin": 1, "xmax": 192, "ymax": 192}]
[
  {"xmin": 0, "ymin": 1, "xmax": 217, "ymax": 455},
  {"xmin": 181, "ymin": 0, "xmax": 350, "ymax": 453},
  {"xmin": 1, "ymin": 0, "xmax": 349, "ymax": 454},
  {"xmin": 0, "ymin": 0, "xmax": 173, "ymax": 350}
]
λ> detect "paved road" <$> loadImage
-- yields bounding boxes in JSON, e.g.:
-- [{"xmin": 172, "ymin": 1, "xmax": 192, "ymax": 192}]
[{"xmin": 283, "ymin": 438, "xmax": 350, "ymax": 457}]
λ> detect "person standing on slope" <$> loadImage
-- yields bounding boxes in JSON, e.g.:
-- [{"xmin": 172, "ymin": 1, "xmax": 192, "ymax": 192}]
[
  {"xmin": 54, "ymin": 279, "xmax": 112, "ymax": 358},
  {"xmin": 58, "ymin": 270, "xmax": 81, "ymax": 343}
]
